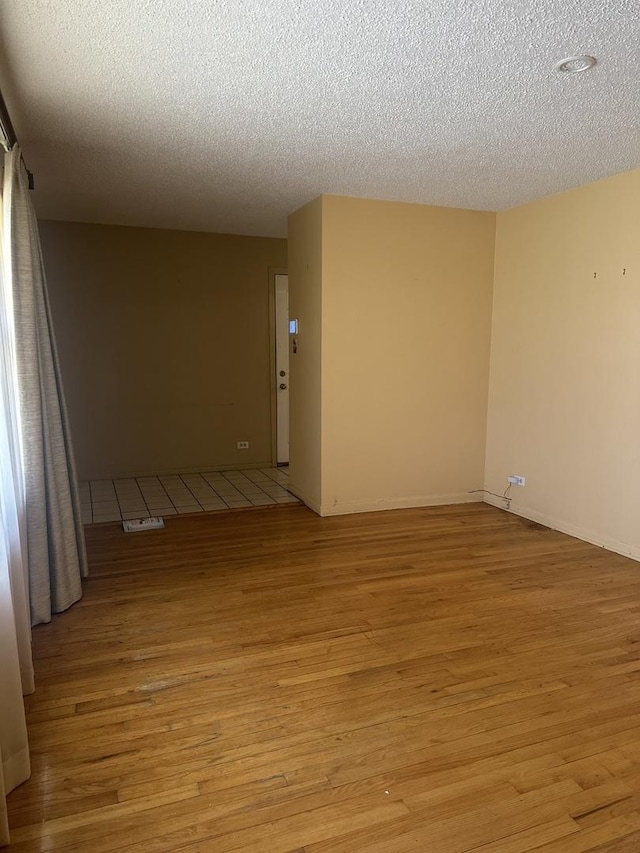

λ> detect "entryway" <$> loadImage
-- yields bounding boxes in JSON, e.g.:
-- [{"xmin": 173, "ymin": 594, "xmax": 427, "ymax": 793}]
[
  {"xmin": 274, "ymin": 272, "xmax": 289, "ymax": 466},
  {"xmin": 80, "ymin": 467, "xmax": 298, "ymax": 524}
]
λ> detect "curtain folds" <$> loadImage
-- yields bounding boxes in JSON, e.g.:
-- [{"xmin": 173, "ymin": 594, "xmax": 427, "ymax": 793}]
[
  {"xmin": 5, "ymin": 146, "xmax": 88, "ymax": 626},
  {"xmin": 0, "ymin": 148, "xmax": 31, "ymax": 847},
  {"xmin": 1, "ymin": 144, "xmax": 88, "ymax": 845}
]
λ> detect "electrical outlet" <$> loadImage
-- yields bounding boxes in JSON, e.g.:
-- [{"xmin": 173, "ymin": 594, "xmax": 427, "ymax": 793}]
[
  {"xmin": 507, "ymin": 475, "xmax": 526, "ymax": 486},
  {"xmin": 237, "ymin": 441, "xmax": 249, "ymax": 450}
]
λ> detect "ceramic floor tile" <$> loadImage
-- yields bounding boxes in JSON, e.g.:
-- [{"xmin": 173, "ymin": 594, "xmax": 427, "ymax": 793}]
[
  {"xmin": 87, "ymin": 466, "xmax": 297, "ymax": 524},
  {"xmin": 121, "ymin": 510, "xmax": 151, "ymax": 520},
  {"xmin": 92, "ymin": 501, "xmax": 120, "ymax": 513},
  {"xmin": 93, "ymin": 512, "xmax": 121, "ymax": 523},
  {"xmin": 171, "ymin": 497, "xmax": 200, "ymax": 508}
]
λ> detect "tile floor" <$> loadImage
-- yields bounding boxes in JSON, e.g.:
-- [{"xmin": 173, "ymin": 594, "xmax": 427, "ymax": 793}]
[{"xmin": 79, "ymin": 467, "xmax": 298, "ymax": 525}]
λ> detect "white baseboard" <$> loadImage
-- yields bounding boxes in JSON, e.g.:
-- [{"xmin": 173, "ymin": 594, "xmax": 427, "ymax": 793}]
[
  {"xmin": 483, "ymin": 496, "xmax": 640, "ymax": 563},
  {"xmin": 318, "ymin": 492, "xmax": 483, "ymax": 517}
]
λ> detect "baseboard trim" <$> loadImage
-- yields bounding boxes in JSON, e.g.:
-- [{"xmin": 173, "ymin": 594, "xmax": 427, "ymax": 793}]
[
  {"xmin": 287, "ymin": 484, "xmax": 322, "ymax": 516},
  {"xmin": 318, "ymin": 492, "xmax": 483, "ymax": 517},
  {"xmin": 81, "ymin": 461, "xmax": 275, "ymax": 481},
  {"xmin": 483, "ymin": 496, "xmax": 640, "ymax": 563}
]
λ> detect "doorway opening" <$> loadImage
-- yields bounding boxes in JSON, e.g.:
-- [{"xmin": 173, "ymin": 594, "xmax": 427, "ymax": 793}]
[{"xmin": 272, "ymin": 271, "xmax": 289, "ymax": 466}]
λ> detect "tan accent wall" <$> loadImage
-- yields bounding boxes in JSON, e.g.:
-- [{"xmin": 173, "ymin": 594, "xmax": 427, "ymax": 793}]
[
  {"xmin": 485, "ymin": 168, "xmax": 640, "ymax": 558},
  {"xmin": 287, "ymin": 198, "xmax": 323, "ymax": 511},
  {"xmin": 288, "ymin": 195, "xmax": 496, "ymax": 515},
  {"xmin": 39, "ymin": 220, "xmax": 287, "ymax": 480}
]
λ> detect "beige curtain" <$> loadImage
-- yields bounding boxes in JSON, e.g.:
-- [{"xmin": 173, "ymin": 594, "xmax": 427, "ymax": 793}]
[
  {"xmin": 1, "ymin": 145, "xmax": 88, "ymax": 844},
  {"xmin": 5, "ymin": 147, "xmax": 88, "ymax": 626},
  {"xmin": 0, "ymin": 563, "xmax": 31, "ymax": 846},
  {"xmin": 0, "ymin": 148, "xmax": 32, "ymax": 846}
]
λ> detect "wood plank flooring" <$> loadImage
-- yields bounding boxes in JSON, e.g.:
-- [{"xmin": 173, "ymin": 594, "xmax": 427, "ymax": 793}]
[{"xmin": 8, "ymin": 502, "xmax": 640, "ymax": 851}]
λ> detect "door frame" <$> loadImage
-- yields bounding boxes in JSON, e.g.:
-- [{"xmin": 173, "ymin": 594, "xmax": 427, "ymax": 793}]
[{"xmin": 268, "ymin": 266, "xmax": 288, "ymax": 467}]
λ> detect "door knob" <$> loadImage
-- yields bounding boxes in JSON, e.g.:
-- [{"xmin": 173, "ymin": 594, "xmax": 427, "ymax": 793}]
[{"xmin": 279, "ymin": 383, "xmax": 287, "ymax": 390}]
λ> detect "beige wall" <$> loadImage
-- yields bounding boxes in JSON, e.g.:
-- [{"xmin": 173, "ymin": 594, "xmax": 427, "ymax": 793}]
[
  {"xmin": 485, "ymin": 168, "xmax": 640, "ymax": 559},
  {"xmin": 40, "ymin": 220, "xmax": 287, "ymax": 480},
  {"xmin": 287, "ymin": 198, "xmax": 323, "ymax": 511},
  {"xmin": 288, "ymin": 194, "xmax": 496, "ymax": 515}
]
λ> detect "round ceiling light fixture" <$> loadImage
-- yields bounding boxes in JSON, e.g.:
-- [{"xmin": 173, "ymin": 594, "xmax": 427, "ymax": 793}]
[{"xmin": 556, "ymin": 55, "xmax": 597, "ymax": 73}]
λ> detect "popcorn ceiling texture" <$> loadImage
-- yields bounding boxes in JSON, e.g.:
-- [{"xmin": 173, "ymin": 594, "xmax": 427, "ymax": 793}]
[{"xmin": 0, "ymin": 0, "xmax": 638, "ymax": 237}]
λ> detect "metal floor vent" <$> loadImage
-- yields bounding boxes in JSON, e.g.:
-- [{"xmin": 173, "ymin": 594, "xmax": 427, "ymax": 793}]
[{"xmin": 123, "ymin": 517, "xmax": 165, "ymax": 533}]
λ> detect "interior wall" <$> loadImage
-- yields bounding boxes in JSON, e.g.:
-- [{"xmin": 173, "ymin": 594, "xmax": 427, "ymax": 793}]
[
  {"xmin": 287, "ymin": 197, "xmax": 323, "ymax": 511},
  {"xmin": 287, "ymin": 194, "xmax": 496, "ymax": 516},
  {"xmin": 485, "ymin": 168, "xmax": 640, "ymax": 559},
  {"xmin": 39, "ymin": 220, "xmax": 287, "ymax": 480}
]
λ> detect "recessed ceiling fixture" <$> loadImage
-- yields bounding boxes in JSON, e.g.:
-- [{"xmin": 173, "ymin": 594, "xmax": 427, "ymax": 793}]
[{"xmin": 556, "ymin": 55, "xmax": 597, "ymax": 73}]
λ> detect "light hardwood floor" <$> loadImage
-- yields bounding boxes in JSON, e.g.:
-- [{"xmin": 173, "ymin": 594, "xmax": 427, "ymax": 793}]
[{"xmin": 8, "ymin": 502, "xmax": 640, "ymax": 851}]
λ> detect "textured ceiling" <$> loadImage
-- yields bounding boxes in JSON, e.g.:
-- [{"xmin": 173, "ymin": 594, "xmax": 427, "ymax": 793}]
[{"xmin": 0, "ymin": 0, "xmax": 638, "ymax": 237}]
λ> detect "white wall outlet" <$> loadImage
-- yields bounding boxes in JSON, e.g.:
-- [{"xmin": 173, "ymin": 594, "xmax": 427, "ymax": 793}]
[
  {"xmin": 507, "ymin": 474, "xmax": 526, "ymax": 486},
  {"xmin": 237, "ymin": 441, "xmax": 249, "ymax": 449}
]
